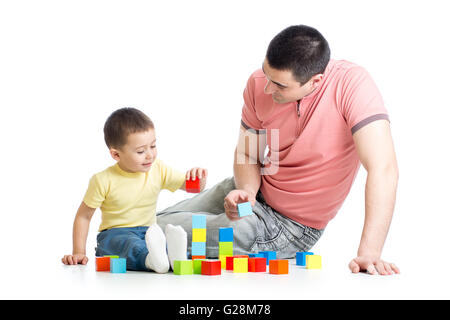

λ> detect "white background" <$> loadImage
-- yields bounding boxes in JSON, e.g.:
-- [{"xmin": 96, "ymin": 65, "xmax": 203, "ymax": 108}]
[{"xmin": 0, "ymin": 0, "xmax": 449, "ymax": 299}]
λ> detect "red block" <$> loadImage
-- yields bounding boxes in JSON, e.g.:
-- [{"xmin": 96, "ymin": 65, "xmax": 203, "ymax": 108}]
[
  {"xmin": 201, "ymin": 260, "xmax": 221, "ymax": 275},
  {"xmin": 225, "ymin": 255, "xmax": 249, "ymax": 271},
  {"xmin": 248, "ymin": 257, "xmax": 266, "ymax": 272},
  {"xmin": 95, "ymin": 257, "xmax": 110, "ymax": 271},
  {"xmin": 269, "ymin": 259, "xmax": 289, "ymax": 274},
  {"xmin": 186, "ymin": 178, "xmax": 201, "ymax": 193}
]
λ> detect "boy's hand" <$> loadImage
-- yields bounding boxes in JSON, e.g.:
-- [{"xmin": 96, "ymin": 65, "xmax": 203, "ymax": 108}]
[
  {"xmin": 186, "ymin": 167, "xmax": 208, "ymax": 192},
  {"xmin": 62, "ymin": 253, "xmax": 89, "ymax": 265}
]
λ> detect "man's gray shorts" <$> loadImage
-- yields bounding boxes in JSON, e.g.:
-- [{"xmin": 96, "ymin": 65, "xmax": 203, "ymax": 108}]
[{"xmin": 157, "ymin": 177, "xmax": 324, "ymax": 259}]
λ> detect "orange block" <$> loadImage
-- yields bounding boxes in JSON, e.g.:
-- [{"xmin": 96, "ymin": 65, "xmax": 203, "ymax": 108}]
[
  {"xmin": 269, "ymin": 259, "xmax": 289, "ymax": 274},
  {"xmin": 192, "ymin": 255, "xmax": 206, "ymax": 260},
  {"xmin": 95, "ymin": 256, "xmax": 110, "ymax": 271}
]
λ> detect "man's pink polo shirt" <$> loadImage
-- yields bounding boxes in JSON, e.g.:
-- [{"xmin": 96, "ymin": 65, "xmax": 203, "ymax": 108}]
[{"xmin": 241, "ymin": 59, "xmax": 389, "ymax": 230}]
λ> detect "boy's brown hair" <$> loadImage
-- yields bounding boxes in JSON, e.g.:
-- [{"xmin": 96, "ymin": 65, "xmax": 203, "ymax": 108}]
[{"xmin": 104, "ymin": 107, "xmax": 154, "ymax": 149}]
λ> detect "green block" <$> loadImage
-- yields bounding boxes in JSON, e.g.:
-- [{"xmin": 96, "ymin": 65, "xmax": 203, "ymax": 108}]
[
  {"xmin": 193, "ymin": 259, "xmax": 206, "ymax": 274},
  {"xmin": 173, "ymin": 260, "xmax": 193, "ymax": 275},
  {"xmin": 219, "ymin": 242, "xmax": 233, "ymax": 256},
  {"xmin": 103, "ymin": 255, "xmax": 119, "ymax": 258}
]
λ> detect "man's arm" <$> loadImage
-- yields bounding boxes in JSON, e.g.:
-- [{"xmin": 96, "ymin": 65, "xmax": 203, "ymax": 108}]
[
  {"xmin": 224, "ymin": 125, "xmax": 262, "ymax": 220},
  {"xmin": 234, "ymin": 125, "xmax": 262, "ymax": 197},
  {"xmin": 350, "ymin": 119, "xmax": 400, "ymax": 275}
]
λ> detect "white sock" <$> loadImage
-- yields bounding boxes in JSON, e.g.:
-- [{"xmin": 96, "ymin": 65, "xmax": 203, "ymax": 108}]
[
  {"xmin": 165, "ymin": 224, "xmax": 188, "ymax": 270},
  {"xmin": 145, "ymin": 224, "xmax": 170, "ymax": 273}
]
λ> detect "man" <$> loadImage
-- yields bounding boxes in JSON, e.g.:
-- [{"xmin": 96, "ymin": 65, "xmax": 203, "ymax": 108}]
[{"xmin": 157, "ymin": 25, "xmax": 399, "ymax": 275}]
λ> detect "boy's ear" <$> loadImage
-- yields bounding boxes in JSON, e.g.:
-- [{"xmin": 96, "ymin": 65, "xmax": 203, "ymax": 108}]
[{"xmin": 109, "ymin": 148, "xmax": 120, "ymax": 161}]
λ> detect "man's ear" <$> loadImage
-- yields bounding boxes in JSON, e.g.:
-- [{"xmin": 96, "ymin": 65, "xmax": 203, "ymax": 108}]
[
  {"xmin": 310, "ymin": 74, "xmax": 323, "ymax": 89},
  {"xmin": 109, "ymin": 148, "xmax": 120, "ymax": 161}
]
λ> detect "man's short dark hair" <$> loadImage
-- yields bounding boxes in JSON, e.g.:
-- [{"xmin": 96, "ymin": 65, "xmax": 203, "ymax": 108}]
[
  {"xmin": 266, "ymin": 25, "xmax": 330, "ymax": 85},
  {"xmin": 103, "ymin": 107, "xmax": 154, "ymax": 149}
]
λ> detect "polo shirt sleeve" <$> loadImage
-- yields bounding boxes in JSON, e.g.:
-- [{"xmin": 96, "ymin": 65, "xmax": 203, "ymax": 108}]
[
  {"xmin": 159, "ymin": 160, "xmax": 185, "ymax": 192},
  {"xmin": 339, "ymin": 66, "xmax": 389, "ymax": 134},
  {"xmin": 83, "ymin": 174, "xmax": 106, "ymax": 209},
  {"xmin": 241, "ymin": 72, "xmax": 264, "ymax": 131}
]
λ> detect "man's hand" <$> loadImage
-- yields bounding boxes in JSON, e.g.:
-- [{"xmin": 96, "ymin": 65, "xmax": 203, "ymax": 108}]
[
  {"xmin": 224, "ymin": 189, "xmax": 256, "ymax": 221},
  {"xmin": 62, "ymin": 253, "xmax": 89, "ymax": 265},
  {"xmin": 349, "ymin": 256, "xmax": 400, "ymax": 275}
]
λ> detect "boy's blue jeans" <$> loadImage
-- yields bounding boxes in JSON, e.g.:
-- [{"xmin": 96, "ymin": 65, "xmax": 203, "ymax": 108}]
[{"xmin": 95, "ymin": 226, "xmax": 149, "ymax": 271}]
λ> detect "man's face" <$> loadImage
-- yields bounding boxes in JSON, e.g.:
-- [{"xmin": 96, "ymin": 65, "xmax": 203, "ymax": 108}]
[
  {"xmin": 110, "ymin": 129, "xmax": 158, "ymax": 173},
  {"xmin": 262, "ymin": 59, "xmax": 321, "ymax": 104}
]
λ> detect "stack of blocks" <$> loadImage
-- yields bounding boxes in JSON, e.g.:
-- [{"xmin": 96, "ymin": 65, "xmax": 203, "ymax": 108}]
[
  {"xmin": 296, "ymin": 252, "xmax": 322, "ymax": 269},
  {"xmin": 95, "ymin": 255, "xmax": 127, "ymax": 273},
  {"xmin": 218, "ymin": 227, "xmax": 233, "ymax": 268},
  {"xmin": 192, "ymin": 214, "xmax": 207, "ymax": 259}
]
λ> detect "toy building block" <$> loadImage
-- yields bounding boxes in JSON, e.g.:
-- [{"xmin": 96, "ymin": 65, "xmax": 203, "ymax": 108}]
[
  {"xmin": 192, "ymin": 228, "xmax": 207, "ymax": 242},
  {"xmin": 201, "ymin": 260, "xmax": 221, "ymax": 275},
  {"xmin": 192, "ymin": 214, "xmax": 207, "ymax": 229},
  {"xmin": 110, "ymin": 258, "xmax": 127, "ymax": 273},
  {"xmin": 296, "ymin": 252, "xmax": 314, "ymax": 266},
  {"xmin": 219, "ymin": 227, "xmax": 233, "ymax": 242},
  {"xmin": 219, "ymin": 241, "xmax": 233, "ymax": 256},
  {"xmin": 96, "ymin": 256, "xmax": 111, "ymax": 271},
  {"xmin": 103, "ymin": 255, "xmax": 119, "ymax": 258},
  {"xmin": 191, "ymin": 242, "xmax": 206, "ymax": 256},
  {"xmin": 174, "ymin": 260, "xmax": 193, "ymax": 275},
  {"xmin": 233, "ymin": 258, "xmax": 248, "ymax": 273},
  {"xmin": 192, "ymin": 255, "xmax": 206, "ymax": 260},
  {"xmin": 248, "ymin": 253, "xmax": 265, "ymax": 258},
  {"xmin": 186, "ymin": 178, "xmax": 201, "ymax": 193},
  {"xmin": 269, "ymin": 259, "xmax": 289, "ymax": 274},
  {"xmin": 259, "ymin": 251, "xmax": 277, "ymax": 265},
  {"xmin": 248, "ymin": 257, "xmax": 267, "ymax": 272},
  {"xmin": 306, "ymin": 255, "xmax": 322, "ymax": 269},
  {"xmin": 219, "ymin": 255, "xmax": 231, "ymax": 269},
  {"xmin": 226, "ymin": 255, "xmax": 249, "ymax": 271},
  {"xmin": 193, "ymin": 259, "xmax": 205, "ymax": 274},
  {"xmin": 237, "ymin": 202, "xmax": 253, "ymax": 217}
]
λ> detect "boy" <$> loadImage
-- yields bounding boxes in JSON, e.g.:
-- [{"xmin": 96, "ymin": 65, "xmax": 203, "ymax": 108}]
[{"xmin": 62, "ymin": 107, "xmax": 207, "ymax": 273}]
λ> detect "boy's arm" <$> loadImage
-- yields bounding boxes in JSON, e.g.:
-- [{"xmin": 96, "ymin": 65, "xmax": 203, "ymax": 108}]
[{"xmin": 62, "ymin": 201, "xmax": 96, "ymax": 265}]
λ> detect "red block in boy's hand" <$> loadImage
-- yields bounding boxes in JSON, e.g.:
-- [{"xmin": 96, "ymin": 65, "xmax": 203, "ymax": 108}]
[{"xmin": 186, "ymin": 178, "xmax": 201, "ymax": 193}]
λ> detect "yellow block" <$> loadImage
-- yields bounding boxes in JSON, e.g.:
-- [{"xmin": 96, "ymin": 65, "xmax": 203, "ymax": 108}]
[
  {"xmin": 306, "ymin": 255, "xmax": 322, "ymax": 269},
  {"xmin": 192, "ymin": 228, "xmax": 206, "ymax": 242},
  {"xmin": 219, "ymin": 255, "xmax": 231, "ymax": 269},
  {"xmin": 233, "ymin": 258, "xmax": 248, "ymax": 273}
]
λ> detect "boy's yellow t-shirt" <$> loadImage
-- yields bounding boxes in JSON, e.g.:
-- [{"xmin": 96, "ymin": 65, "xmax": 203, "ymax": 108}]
[{"xmin": 83, "ymin": 158, "xmax": 185, "ymax": 231}]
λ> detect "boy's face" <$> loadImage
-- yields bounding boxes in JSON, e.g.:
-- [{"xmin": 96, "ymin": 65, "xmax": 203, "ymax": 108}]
[{"xmin": 110, "ymin": 128, "xmax": 157, "ymax": 173}]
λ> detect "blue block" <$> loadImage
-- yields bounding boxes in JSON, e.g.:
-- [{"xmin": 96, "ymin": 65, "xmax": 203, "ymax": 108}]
[
  {"xmin": 192, "ymin": 214, "xmax": 207, "ymax": 229},
  {"xmin": 191, "ymin": 242, "xmax": 206, "ymax": 255},
  {"xmin": 248, "ymin": 253, "xmax": 265, "ymax": 258},
  {"xmin": 219, "ymin": 227, "xmax": 233, "ymax": 242},
  {"xmin": 110, "ymin": 258, "xmax": 127, "ymax": 273},
  {"xmin": 296, "ymin": 252, "xmax": 314, "ymax": 266},
  {"xmin": 237, "ymin": 202, "xmax": 253, "ymax": 217},
  {"xmin": 259, "ymin": 251, "xmax": 276, "ymax": 265}
]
